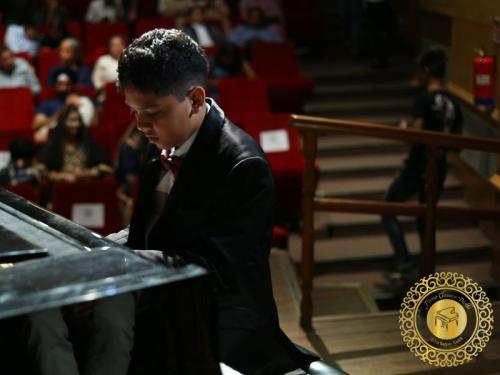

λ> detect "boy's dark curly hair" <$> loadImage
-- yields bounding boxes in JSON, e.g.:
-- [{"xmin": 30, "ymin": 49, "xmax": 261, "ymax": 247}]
[{"xmin": 117, "ymin": 29, "xmax": 209, "ymax": 100}]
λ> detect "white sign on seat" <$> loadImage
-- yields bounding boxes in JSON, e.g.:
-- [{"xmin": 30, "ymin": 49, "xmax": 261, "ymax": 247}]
[
  {"xmin": 72, "ymin": 203, "xmax": 105, "ymax": 228},
  {"xmin": 260, "ymin": 129, "xmax": 290, "ymax": 153}
]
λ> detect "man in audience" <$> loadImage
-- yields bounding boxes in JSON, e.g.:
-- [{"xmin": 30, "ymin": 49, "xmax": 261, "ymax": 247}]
[
  {"xmin": 47, "ymin": 37, "xmax": 93, "ymax": 87},
  {"xmin": 228, "ymin": 6, "xmax": 283, "ymax": 47},
  {"xmin": 381, "ymin": 48, "xmax": 463, "ymax": 282},
  {"xmin": 182, "ymin": 5, "xmax": 226, "ymax": 47},
  {"xmin": 0, "ymin": 45, "xmax": 40, "ymax": 94},
  {"xmin": 33, "ymin": 69, "xmax": 95, "ymax": 143}
]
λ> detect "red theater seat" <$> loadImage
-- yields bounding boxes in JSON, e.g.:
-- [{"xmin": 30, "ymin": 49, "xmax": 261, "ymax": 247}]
[
  {"xmin": 0, "ymin": 87, "xmax": 35, "ymax": 149},
  {"xmin": 51, "ymin": 177, "xmax": 122, "ymax": 235},
  {"xmin": 2, "ymin": 183, "xmax": 40, "ymax": 204},
  {"xmin": 37, "ymin": 49, "xmax": 60, "ymax": 86},
  {"xmin": 250, "ymin": 42, "xmax": 313, "ymax": 112},
  {"xmin": 84, "ymin": 22, "xmax": 128, "ymax": 60},
  {"xmin": 239, "ymin": 113, "xmax": 304, "ymax": 220},
  {"xmin": 216, "ymin": 78, "xmax": 271, "ymax": 126},
  {"xmin": 101, "ymin": 82, "xmax": 134, "ymax": 156}
]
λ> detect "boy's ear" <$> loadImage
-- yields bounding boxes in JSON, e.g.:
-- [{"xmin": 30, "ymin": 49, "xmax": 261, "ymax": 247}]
[{"xmin": 188, "ymin": 86, "xmax": 206, "ymax": 115}]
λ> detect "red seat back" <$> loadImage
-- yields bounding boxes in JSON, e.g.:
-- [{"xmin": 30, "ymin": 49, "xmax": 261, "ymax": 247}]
[
  {"xmin": 217, "ymin": 78, "xmax": 271, "ymax": 121},
  {"xmin": 102, "ymin": 82, "xmax": 132, "ymax": 125},
  {"xmin": 84, "ymin": 22, "xmax": 128, "ymax": 59},
  {"xmin": 0, "ymin": 87, "xmax": 35, "ymax": 148},
  {"xmin": 250, "ymin": 42, "xmax": 300, "ymax": 77},
  {"xmin": 2, "ymin": 183, "xmax": 40, "ymax": 204},
  {"xmin": 51, "ymin": 177, "xmax": 122, "ymax": 235},
  {"xmin": 37, "ymin": 49, "xmax": 61, "ymax": 86}
]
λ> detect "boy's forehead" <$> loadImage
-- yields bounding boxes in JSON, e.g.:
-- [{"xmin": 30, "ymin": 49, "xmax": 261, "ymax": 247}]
[{"xmin": 123, "ymin": 86, "xmax": 179, "ymax": 109}]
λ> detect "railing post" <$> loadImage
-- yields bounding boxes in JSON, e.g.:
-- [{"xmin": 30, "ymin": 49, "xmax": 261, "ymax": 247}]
[
  {"xmin": 422, "ymin": 145, "xmax": 438, "ymax": 276},
  {"xmin": 300, "ymin": 129, "xmax": 317, "ymax": 330}
]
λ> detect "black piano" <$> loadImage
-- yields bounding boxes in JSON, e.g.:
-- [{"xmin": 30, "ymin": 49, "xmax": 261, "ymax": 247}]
[{"xmin": 0, "ymin": 188, "xmax": 220, "ymax": 374}]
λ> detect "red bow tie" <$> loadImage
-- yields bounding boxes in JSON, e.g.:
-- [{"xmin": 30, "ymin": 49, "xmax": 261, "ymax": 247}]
[{"xmin": 159, "ymin": 149, "xmax": 183, "ymax": 177}]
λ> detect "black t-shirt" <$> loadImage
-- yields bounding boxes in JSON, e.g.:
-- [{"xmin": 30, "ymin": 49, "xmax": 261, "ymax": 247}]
[{"xmin": 405, "ymin": 90, "xmax": 463, "ymax": 171}]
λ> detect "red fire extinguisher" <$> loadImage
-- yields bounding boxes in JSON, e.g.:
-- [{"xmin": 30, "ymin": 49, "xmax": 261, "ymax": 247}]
[{"xmin": 473, "ymin": 49, "xmax": 495, "ymax": 106}]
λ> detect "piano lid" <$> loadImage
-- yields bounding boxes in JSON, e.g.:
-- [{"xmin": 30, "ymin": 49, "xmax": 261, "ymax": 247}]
[{"xmin": 0, "ymin": 188, "xmax": 208, "ymax": 320}]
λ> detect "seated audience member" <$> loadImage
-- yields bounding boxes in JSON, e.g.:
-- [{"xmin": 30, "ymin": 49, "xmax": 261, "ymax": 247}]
[
  {"xmin": 4, "ymin": 21, "xmax": 40, "ymax": 57},
  {"xmin": 39, "ymin": 19, "xmax": 71, "ymax": 50},
  {"xmin": 115, "ymin": 125, "xmax": 147, "ymax": 224},
  {"xmin": 85, "ymin": 0, "xmax": 123, "ymax": 23},
  {"xmin": 157, "ymin": 0, "xmax": 195, "ymax": 27},
  {"xmin": 203, "ymin": 0, "xmax": 231, "ymax": 32},
  {"xmin": 0, "ymin": 45, "xmax": 40, "ymax": 94},
  {"xmin": 0, "ymin": 139, "xmax": 42, "ymax": 186},
  {"xmin": 209, "ymin": 42, "xmax": 256, "ymax": 99},
  {"xmin": 36, "ymin": 0, "xmax": 70, "ymax": 49},
  {"xmin": 239, "ymin": 0, "xmax": 284, "ymax": 34},
  {"xmin": 228, "ymin": 6, "xmax": 284, "ymax": 46},
  {"xmin": 38, "ymin": 104, "xmax": 111, "ymax": 182},
  {"xmin": 182, "ymin": 5, "xmax": 226, "ymax": 47},
  {"xmin": 33, "ymin": 69, "xmax": 95, "ymax": 144},
  {"xmin": 47, "ymin": 37, "xmax": 93, "ymax": 87},
  {"xmin": 92, "ymin": 34, "xmax": 126, "ymax": 94},
  {"xmin": 210, "ymin": 42, "xmax": 255, "ymax": 79}
]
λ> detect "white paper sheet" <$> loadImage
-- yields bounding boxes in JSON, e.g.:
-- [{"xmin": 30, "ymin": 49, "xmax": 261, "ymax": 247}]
[
  {"xmin": 72, "ymin": 203, "xmax": 105, "ymax": 228},
  {"xmin": 259, "ymin": 129, "xmax": 290, "ymax": 153}
]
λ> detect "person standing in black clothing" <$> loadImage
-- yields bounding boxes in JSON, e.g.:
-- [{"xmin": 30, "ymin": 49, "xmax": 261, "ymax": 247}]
[{"xmin": 381, "ymin": 48, "xmax": 463, "ymax": 281}]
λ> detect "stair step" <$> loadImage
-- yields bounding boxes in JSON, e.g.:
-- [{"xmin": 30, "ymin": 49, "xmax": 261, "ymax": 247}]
[
  {"xmin": 314, "ymin": 198, "xmax": 469, "ymax": 228},
  {"xmin": 317, "ymin": 152, "xmax": 408, "ymax": 174},
  {"xmin": 316, "ymin": 174, "xmax": 462, "ymax": 198},
  {"xmin": 304, "ymin": 97, "xmax": 412, "ymax": 116},
  {"xmin": 317, "ymin": 135, "xmax": 407, "ymax": 156},
  {"xmin": 288, "ymin": 227, "xmax": 491, "ymax": 264},
  {"xmin": 313, "ymin": 82, "xmax": 418, "ymax": 99}
]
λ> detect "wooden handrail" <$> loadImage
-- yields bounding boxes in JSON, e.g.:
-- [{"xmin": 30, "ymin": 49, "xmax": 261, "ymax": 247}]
[
  {"xmin": 292, "ymin": 114, "xmax": 500, "ymax": 330},
  {"xmin": 292, "ymin": 114, "xmax": 500, "ymax": 152}
]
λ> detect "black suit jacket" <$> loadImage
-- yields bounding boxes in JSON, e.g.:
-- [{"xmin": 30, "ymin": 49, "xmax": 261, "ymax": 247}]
[{"xmin": 127, "ymin": 99, "xmax": 316, "ymax": 374}]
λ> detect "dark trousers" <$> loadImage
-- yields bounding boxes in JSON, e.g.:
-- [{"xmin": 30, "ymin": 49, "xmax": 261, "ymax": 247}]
[{"xmin": 381, "ymin": 162, "xmax": 446, "ymax": 265}]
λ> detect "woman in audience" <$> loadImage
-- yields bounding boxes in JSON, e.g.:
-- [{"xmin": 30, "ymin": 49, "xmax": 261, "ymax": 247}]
[
  {"xmin": 47, "ymin": 37, "xmax": 93, "ymax": 87},
  {"xmin": 38, "ymin": 104, "xmax": 111, "ymax": 182},
  {"xmin": 92, "ymin": 34, "xmax": 126, "ymax": 94}
]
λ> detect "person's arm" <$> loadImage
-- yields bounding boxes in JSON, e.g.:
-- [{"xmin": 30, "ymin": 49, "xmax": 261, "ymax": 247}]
[
  {"xmin": 242, "ymin": 61, "xmax": 257, "ymax": 79},
  {"xmin": 20, "ymin": 59, "xmax": 41, "ymax": 95},
  {"xmin": 91, "ymin": 57, "xmax": 105, "ymax": 90}
]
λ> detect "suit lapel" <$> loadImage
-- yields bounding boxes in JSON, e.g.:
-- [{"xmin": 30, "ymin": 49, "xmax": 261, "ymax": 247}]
[{"xmin": 159, "ymin": 99, "xmax": 225, "ymax": 219}]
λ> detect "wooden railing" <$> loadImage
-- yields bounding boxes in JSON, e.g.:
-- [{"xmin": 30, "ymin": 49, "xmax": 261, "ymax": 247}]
[{"xmin": 292, "ymin": 114, "xmax": 500, "ymax": 330}]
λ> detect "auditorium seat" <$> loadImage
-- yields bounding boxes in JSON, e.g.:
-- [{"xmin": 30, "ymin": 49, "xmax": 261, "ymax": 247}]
[
  {"xmin": 250, "ymin": 42, "xmax": 314, "ymax": 112},
  {"xmin": 216, "ymin": 78, "xmax": 271, "ymax": 126},
  {"xmin": 135, "ymin": 17, "xmax": 176, "ymax": 37},
  {"xmin": 66, "ymin": 22, "xmax": 82, "ymax": 41},
  {"xmin": 101, "ymin": 82, "xmax": 134, "ymax": 156},
  {"xmin": 84, "ymin": 22, "xmax": 128, "ymax": 61},
  {"xmin": 0, "ymin": 87, "xmax": 35, "ymax": 149},
  {"xmin": 239, "ymin": 113, "xmax": 305, "ymax": 222},
  {"xmin": 37, "ymin": 49, "xmax": 60, "ymax": 86},
  {"xmin": 51, "ymin": 177, "xmax": 122, "ymax": 235},
  {"xmin": 2, "ymin": 183, "xmax": 40, "ymax": 204}
]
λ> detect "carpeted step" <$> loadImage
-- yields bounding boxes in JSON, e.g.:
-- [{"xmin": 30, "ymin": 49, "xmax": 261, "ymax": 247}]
[
  {"xmin": 303, "ymin": 97, "xmax": 412, "ymax": 117},
  {"xmin": 288, "ymin": 227, "xmax": 490, "ymax": 264},
  {"xmin": 313, "ymin": 81, "xmax": 418, "ymax": 100},
  {"xmin": 316, "ymin": 173, "xmax": 462, "ymax": 198}
]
